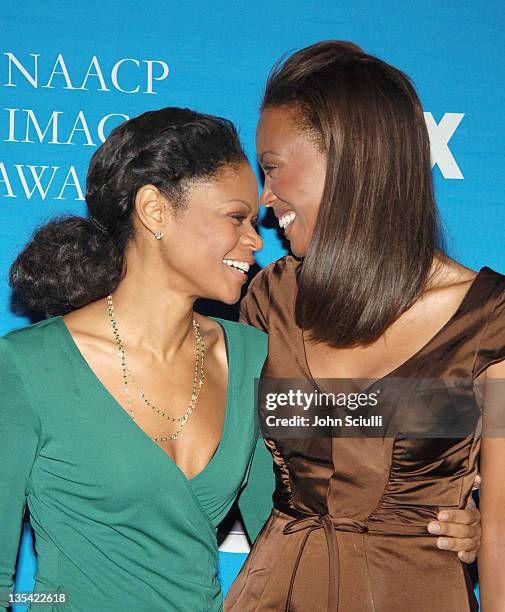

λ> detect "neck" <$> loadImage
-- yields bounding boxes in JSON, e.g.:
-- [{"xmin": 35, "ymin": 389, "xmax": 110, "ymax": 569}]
[{"xmin": 109, "ymin": 263, "xmax": 196, "ymax": 362}]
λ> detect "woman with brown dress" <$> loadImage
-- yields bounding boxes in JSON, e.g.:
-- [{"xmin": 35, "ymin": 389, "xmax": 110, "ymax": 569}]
[{"xmin": 227, "ymin": 41, "xmax": 502, "ymax": 611}]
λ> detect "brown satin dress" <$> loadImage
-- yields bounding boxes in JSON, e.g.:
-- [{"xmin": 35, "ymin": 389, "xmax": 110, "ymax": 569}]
[{"xmin": 225, "ymin": 256, "xmax": 505, "ymax": 612}]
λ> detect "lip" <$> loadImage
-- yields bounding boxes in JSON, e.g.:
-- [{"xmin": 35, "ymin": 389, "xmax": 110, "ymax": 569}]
[
  {"xmin": 222, "ymin": 257, "xmax": 256, "ymax": 266},
  {"xmin": 283, "ymin": 216, "xmax": 295, "ymax": 238},
  {"xmin": 223, "ymin": 262, "xmax": 249, "ymax": 283},
  {"xmin": 272, "ymin": 207, "xmax": 296, "ymax": 219}
]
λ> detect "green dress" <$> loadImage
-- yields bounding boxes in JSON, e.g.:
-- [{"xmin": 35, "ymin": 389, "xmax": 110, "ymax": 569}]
[{"xmin": 0, "ymin": 316, "xmax": 275, "ymax": 611}]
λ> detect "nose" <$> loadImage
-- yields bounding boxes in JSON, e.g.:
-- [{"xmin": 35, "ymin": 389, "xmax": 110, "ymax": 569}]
[
  {"xmin": 241, "ymin": 225, "xmax": 264, "ymax": 253},
  {"xmin": 259, "ymin": 181, "xmax": 276, "ymax": 208}
]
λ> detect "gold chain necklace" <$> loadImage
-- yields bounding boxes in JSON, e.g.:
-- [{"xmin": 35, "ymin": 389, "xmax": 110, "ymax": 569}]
[{"xmin": 106, "ymin": 295, "xmax": 205, "ymax": 441}]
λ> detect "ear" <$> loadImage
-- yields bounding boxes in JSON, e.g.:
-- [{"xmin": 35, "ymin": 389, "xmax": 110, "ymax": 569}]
[{"xmin": 134, "ymin": 184, "xmax": 167, "ymax": 237}]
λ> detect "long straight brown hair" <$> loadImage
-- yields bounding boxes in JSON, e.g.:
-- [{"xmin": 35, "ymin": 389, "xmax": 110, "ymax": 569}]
[{"xmin": 262, "ymin": 41, "xmax": 442, "ymax": 347}]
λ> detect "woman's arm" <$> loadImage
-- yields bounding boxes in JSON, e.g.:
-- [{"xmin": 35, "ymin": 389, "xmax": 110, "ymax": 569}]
[
  {"xmin": 237, "ymin": 266, "xmax": 277, "ymax": 540},
  {"xmin": 0, "ymin": 338, "xmax": 40, "ymax": 610},
  {"xmin": 239, "ymin": 267, "xmax": 271, "ymax": 333},
  {"xmin": 478, "ymin": 360, "xmax": 505, "ymax": 610},
  {"xmin": 427, "ymin": 495, "xmax": 481, "ymax": 563},
  {"xmin": 237, "ymin": 436, "xmax": 275, "ymax": 543}
]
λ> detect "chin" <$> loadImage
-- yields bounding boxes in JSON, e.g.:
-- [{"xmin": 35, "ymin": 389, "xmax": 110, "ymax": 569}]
[
  {"xmin": 220, "ymin": 291, "xmax": 242, "ymax": 305},
  {"xmin": 204, "ymin": 288, "xmax": 242, "ymax": 306},
  {"xmin": 290, "ymin": 242, "xmax": 307, "ymax": 258}
]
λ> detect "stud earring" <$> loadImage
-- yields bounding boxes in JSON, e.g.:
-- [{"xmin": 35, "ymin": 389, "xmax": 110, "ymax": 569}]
[{"xmin": 154, "ymin": 231, "xmax": 163, "ymax": 240}]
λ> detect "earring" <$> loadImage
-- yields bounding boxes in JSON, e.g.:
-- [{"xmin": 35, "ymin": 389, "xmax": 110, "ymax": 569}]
[{"xmin": 154, "ymin": 231, "xmax": 163, "ymax": 240}]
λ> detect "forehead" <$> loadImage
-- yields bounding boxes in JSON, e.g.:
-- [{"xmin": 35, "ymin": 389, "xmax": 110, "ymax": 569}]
[
  {"xmin": 256, "ymin": 106, "xmax": 317, "ymax": 156},
  {"xmin": 187, "ymin": 163, "xmax": 259, "ymax": 210},
  {"xmin": 257, "ymin": 107, "xmax": 297, "ymax": 139}
]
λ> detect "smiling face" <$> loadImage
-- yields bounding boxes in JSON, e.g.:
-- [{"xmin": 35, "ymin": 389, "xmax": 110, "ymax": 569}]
[
  {"xmin": 160, "ymin": 162, "xmax": 262, "ymax": 304},
  {"xmin": 256, "ymin": 106, "xmax": 327, "ymax": 257}
]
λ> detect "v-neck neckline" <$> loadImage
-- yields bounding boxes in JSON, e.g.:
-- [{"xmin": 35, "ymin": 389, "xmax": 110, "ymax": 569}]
[
  {"xmin": 301, "ymin": 267, "xmax": 488, "ymax": 388},
  {"xmin": 55, "ymin": 315, "xmax": 233, "ymax": 484}
]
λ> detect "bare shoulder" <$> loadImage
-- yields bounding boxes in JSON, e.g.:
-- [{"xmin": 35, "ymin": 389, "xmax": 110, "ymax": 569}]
[
  {"xmin": 62, "ymin": 298, "xmax": 111, "ymax": 346},
  {"xmin": 422, "ymin": 256, "xmax": 479, "ymax": 309},
  {"xmin": 428, "ymin": 256, "xmax": 478, "ymax": 291},
  {"xmin": 405, "ymin": 256, "xmax": 479, "ymax": 323}
]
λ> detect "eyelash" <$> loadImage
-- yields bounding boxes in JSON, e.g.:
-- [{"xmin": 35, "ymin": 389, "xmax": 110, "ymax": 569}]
[
  {"xmin": 230, "ymin": 214, "xmax": 259, "ymax": 228},
  {"xmin": 263, "ymin": 164, "xmax": 277, "ymax": 177}
]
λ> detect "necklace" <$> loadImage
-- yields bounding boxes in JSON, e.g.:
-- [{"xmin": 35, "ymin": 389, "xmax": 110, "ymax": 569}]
[{"xmin": 106, "ymin": 295, "xmax": 205, "ymax": 441}]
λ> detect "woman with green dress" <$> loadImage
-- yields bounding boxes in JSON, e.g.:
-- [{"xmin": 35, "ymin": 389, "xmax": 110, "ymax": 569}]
[{"xmin": 0, "ymin": 107, "xmax": 271, "ymax": 611}]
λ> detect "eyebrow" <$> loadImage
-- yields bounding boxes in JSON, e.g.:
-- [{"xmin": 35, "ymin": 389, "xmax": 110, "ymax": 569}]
[
  {"xmin": 259, "ymin": 150, "xmax": 279, "ymax": 162},
  {"xmin": 225, "ymin": 199, "xmax": 253, "ymax": 210}
]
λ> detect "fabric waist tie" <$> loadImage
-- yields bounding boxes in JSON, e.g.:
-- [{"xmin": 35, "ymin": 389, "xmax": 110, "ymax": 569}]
[{"xmin": 275, "ymin": 502, "xmax": 430, "ymax": 612}]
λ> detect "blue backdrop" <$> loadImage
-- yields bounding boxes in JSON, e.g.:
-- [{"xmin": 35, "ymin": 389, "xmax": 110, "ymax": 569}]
[{"xmin": 2, "ymin": 1, "xmax": 504, "ymax": 609}]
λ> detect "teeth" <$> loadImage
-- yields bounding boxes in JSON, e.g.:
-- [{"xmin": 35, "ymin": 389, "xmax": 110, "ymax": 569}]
[
  {"xmin": 278, "ymin": 212, "xmax": 296, "ymax": 230},
  {"xmin": 222, "ymin": 259, "xmax": 250, "ymax": 273}
]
